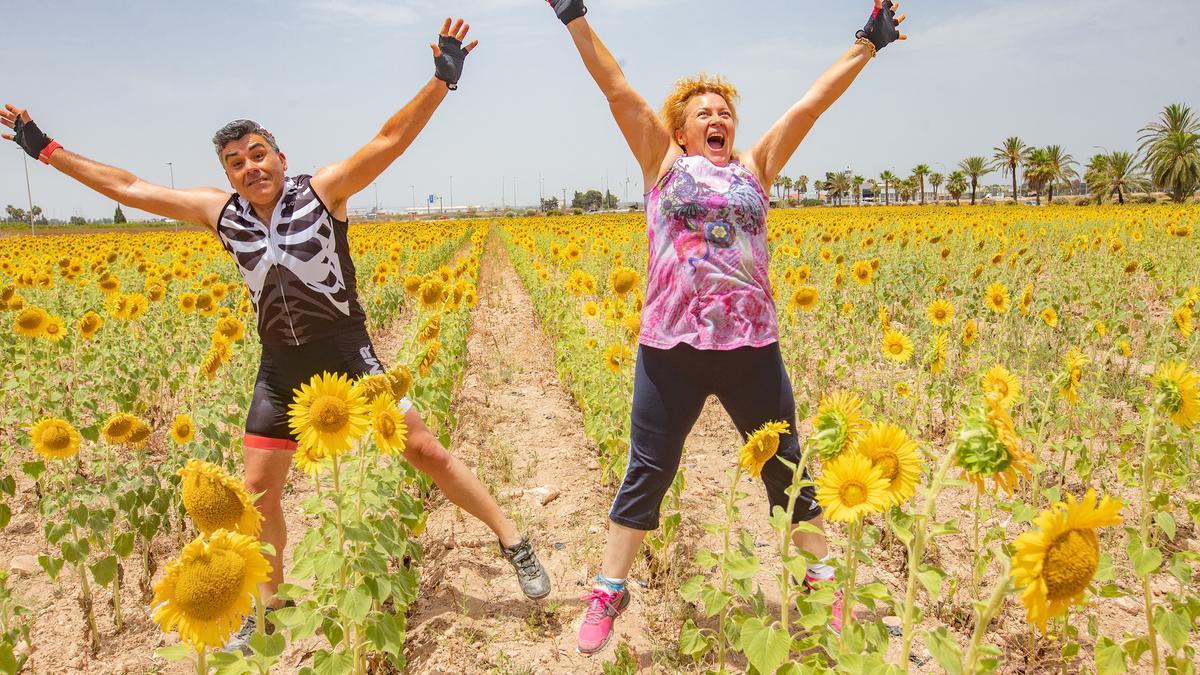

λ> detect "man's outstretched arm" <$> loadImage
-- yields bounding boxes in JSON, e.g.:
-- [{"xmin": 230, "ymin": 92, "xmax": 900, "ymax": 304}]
[
  {"xmin": 1, "ymin": 104, "xmax": 229, "ymax": 229},
  {"xmin": 312, "ymin": 18, "xmax": 478, "ymax": 215}
]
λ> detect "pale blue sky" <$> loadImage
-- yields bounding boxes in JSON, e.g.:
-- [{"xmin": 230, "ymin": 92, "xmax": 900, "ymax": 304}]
[{"xmin": 2, "ymin": 0, "xmax": 1195, "ymax": 219}]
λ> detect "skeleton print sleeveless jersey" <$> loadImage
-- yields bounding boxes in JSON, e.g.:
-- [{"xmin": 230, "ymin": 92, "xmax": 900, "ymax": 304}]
[{"xmin": 216, "ymin": 175, "xmax": 366, "ymax": 346}]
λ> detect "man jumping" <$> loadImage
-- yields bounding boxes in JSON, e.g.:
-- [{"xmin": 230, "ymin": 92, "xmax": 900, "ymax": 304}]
[{"xmin": 2, "ymin": 17, "xmax": 550, "ymax": 652}]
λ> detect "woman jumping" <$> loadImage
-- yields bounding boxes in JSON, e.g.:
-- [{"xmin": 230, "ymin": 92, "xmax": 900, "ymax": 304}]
[
  {"xmin": 546, "ymin": 0, "xmax": 907, "ymax": 654},
  {"xmin": 3, "ymin": 17, "xmax": 551, "ymax": 653}
]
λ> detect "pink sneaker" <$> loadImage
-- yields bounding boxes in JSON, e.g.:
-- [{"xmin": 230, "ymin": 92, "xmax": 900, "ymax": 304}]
[
  {"xmin": 577, "ymin": 586, "xmax": 631, "ymax": 654},
  {"xmin": 804, "ymin": 574, "xmax": 845, "ymax": 635}
]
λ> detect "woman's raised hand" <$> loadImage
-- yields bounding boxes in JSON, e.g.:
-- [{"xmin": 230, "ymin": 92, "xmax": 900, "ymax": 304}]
[
  {"xmin": 857, "ymin": 0, "xmax": 908, "ymax": 52},
  {"xmin": 547, "ymin": 0, "xmax": 588, "ymax": 26},
  {"xmin": 431, "ymin": 18, "xmax": 479, "ymax": 90}
]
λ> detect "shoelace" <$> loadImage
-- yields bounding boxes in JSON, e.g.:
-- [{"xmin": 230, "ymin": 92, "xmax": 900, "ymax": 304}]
[
  {"xmin": 580, "ymin": 587, "xmax": 619, "ymax": 625},
  {"xmin": 508, "ymin": 545, "xmax": 541, "ymax": 579}
]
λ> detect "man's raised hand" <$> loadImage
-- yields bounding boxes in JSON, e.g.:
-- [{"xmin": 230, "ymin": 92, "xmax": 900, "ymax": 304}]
[
  {"xmin": 548, "ymin": 0, "xmax": 587, "ymax": 26},
  {"xmin": 431, "ymin": 18, "xmax": 478, "ymax": 91},
  {"xmin": 1, "ymin": 104, "xmax": 61, "ymax": 163},
  {"xmin": 857, "ymin": 0, "xmax": 908, "ymax": 52}
]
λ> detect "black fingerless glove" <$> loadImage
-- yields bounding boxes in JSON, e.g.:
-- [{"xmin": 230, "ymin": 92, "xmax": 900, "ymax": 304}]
[
  {"xmin": 13, "ymin": 117, "xmax": 59, "ymax": 163},
  {"xmin": 433, "ymin": 34, "xmax": 469, "ymax": 90},
  {"xmin": 548, "ymin": 0, "xmax": 587, "ymax": 26},
  {"xmin": 856, "ymin": 0, "xmax": 901, "ymax": 52}
]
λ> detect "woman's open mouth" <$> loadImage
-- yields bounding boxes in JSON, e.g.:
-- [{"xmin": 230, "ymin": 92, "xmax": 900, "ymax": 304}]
[{"xmin": 706, "ymin": 132, "xmax": 725, "ymax": 152}]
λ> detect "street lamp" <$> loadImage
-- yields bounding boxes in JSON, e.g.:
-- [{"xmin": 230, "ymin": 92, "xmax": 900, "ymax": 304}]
[
  {"xmin": 449, "ymin": 175, "xmax": 454, "ymax": 211},
  {"xmin": 373, "ymin": 181, "xmax": 379, "ymax": 214},
  {"xmin": 166, "ymin": 162, "xmax": 178, "ymax": 230},
  {"xmin": 410, "ymin": 184, "xmax": 416, "ymax": 214}
]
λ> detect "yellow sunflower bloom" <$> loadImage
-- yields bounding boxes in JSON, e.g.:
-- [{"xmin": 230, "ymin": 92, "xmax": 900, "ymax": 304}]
[
  {"xmin": 31, "ymin": 418, "xmax": 81, "ymax": 460},
  {"xmin": 102, "ymin": 412, "xmax": 139, "ymax": 444},
  {"xmin": 386, "ymin": 364, "xmax": 413, "ymax": 401},
  {"xmin": 851, "ymin": 260, "xmax": 873, "ymax": 285},
  {"xmin": 150, "ymin": 529, "xmax": 272, "ymax": 651},
  {"xmin": 881, "ymin": 328, "xmax": 914, "ymax": 364},
  {"xmin": 738, "ymin": 420, "xmax": 790, "ymax": 478},
  {"xmin": 985, "ymin": 283, "xmax": 1011, "ymax": 315},
  {"xmin": 293, "ymin": 442, "xmax": 327, "ymax": 476},
  {"xmin": 609, "ymin": 266, "xmax": 640, "ymax": 296},
  {"xmin": 1153, "ymin": 360, "xmax": 1200, "ymax": 430},
  {"xmin": 78, "ymin": 311, "xmax": 104, "ymax": 340},
  {"xmin": 850, "ymin": 422, "xmax": 922, "ymax": 507},
  {"xmin": 1174, "ymin": 305, "xmax": 1194, "ymax": 339},
  {"xmin": 1061, "ymin": 348, "xmax": 1088, "ymax": 406},
  {"xmin": 178, "ymin": 459, "xmax": 263, "ymax": 536},
  {"xmin": 1040, "ymin": 307, "xmax": 1059, "ymax": 328},
  {"xmin": 962, "ymin": 319, "xmax": 979, "ymax": 347},
  {"xmin": 790, "ymin": 286, "xmax": 820, "ymax": 313},
  {"xmin": 13, "ymin": 306, "xmax": 49, "ymax": 337},
  {"xmin": 170, "ymin": 414, "xmax": 196, "ymax": 444},
  {"xmin": 815, "ymin": 452, "xmax": 891, "ymax": 523},
  {"xmin": 41, "ymin": 315, "xmax": 67, "ymax": 342},
  {"xmin": 288, "ymin": 372, "xmax": 370, "ymax": 457},
  {"xmin": 926, "ymin": 299, "xmax": 955, "ymax": 326},
  {"xmin": 604, "ymin": 343, "xmax": 632, "ymax": 374},
  {"xmin": 809, "ymin": 391, "xmax": 868, "ymax": 459},
  {"xmin": 1011, "ymin": 490, "xmax": 1122, "ymax": 632},
  {"xmin": 371, "ymin": 395, "xmax": 408, "ymax": 456},
  {"xmin": 981, "ymin": 365, "xmax": 1021, "ymax": 410},
  {"xmin": 956, "ymin": 401, "xmax": 1032, "ymax": 495}
]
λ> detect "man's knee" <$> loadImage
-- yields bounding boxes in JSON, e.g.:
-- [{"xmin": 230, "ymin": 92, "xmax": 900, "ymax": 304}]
[{"xmin": 403, "ymin": 429, "xmax": 452, "ymax": 472}]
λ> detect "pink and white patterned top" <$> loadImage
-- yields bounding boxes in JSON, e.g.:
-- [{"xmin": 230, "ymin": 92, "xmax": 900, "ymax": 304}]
[{"xmin": 639, "ymin": 155, "xmax": 778, "ymax": 351}]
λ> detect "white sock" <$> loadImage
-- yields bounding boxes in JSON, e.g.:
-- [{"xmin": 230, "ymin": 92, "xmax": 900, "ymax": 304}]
[
  {"xmin": 595, "ymin": 574, "xmax": 626, "ymax": 592},
  {"xmin": 806, "ymin": 556, "xmax": 835, "ymax": 581}
]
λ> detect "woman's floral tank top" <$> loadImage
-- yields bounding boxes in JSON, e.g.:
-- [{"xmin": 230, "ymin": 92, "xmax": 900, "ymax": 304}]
[{"xmin": 640, "ymin": 155, "xmax": 778, "ymax": 351}]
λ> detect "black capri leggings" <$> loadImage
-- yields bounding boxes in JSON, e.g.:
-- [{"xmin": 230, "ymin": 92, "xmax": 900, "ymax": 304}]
[{"xmin": 609, "ymin": 341, "xmax": 821, "ymax": 531}]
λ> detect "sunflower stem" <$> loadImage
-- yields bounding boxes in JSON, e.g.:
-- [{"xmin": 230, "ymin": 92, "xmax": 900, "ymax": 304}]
[
  {"xmin": 716, "ymin": 465, "xmax": 741, "ymax": 674},
  {"xmin": 77, "ymin": 561, "xmax": 101, "ymax": 653},
  {"xmin": 779, "ymin": 446, "xmax": 815, "ymax": 634},
  {"xmin": 964, "ymin": 557, "xmax": 1010, "ymax": 672},
  {"xmin": 195, "ymin": 646, "xmax": 207, "ymax": 674},
  {"xmin": 255, "ymin": 592, "xmax": 265, "ymax": 637},
  {"xmin": 840, "ymin": 519, "xmax": 860, "ymax": 653},
  {"xmin": 899, "ymin": 444, "xmax": 957, "ymax": 670}
]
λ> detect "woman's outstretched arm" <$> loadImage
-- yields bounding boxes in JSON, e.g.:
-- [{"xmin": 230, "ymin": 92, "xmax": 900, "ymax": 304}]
[
  {"xmin": 550, "ymin": 1, "xmax": 674, "ymax": 184},
  {"xmin": 746, "ymin": 0, "xmax": 907, "ymax": 188}
]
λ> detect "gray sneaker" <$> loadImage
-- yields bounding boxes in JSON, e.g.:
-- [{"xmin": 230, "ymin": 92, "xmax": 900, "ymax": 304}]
[
  {"xmin": 500, "ymin": 538, "xmax": 551, "ymax": 600},
  {"xmin": 221, "ymin": 614, "xmax": 257, "ymax": 655}
]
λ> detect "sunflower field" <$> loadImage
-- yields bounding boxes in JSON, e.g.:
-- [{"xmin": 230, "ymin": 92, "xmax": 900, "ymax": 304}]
[
  {"xmin": 501, "ymin": 205, "xmax": 1199, "ymax": 674},
  {"xmin": 0, "ymin": 222, "xmax": 482, "ymax": 673},
  {"xmin": 0, "ymin": 203, "xmax": 1198, "ymax": 673}
]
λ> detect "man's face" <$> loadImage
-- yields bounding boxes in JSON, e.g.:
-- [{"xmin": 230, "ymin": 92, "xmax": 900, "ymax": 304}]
[{"xmin": 220, "ymin": 134, "xmax": 287, "ymax": 207}]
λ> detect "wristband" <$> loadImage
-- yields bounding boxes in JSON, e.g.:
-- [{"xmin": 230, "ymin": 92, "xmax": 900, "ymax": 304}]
[
  {"xmin": 548, "ymin": 0, "xmax": 587, "ymax": 26},
  {"xmin": 39, "ymin": 140, "xmax": 63, "ymax": 164},
  {"xmin": 854, "ymin": 36, "xmax": 877, "ymax": 58}
]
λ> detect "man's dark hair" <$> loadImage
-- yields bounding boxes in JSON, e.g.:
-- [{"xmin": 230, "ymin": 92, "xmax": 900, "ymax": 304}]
[{"xmin": 212, "ymin": 119, "xmax": 280, "ymax": 157}]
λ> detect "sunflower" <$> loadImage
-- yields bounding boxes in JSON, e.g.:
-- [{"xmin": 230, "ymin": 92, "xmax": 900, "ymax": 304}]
[
  {"xmin": 129, "ymin": 418, "xmax": 153, "ymax": 446},
  {"xmin": 582, "ymin": 301, "xmax": 600, "ymax": 320},
  {"xmin": 288, "ymin": 372, "xmax": 370, "ymax": 457},
  {"xmin": 1040, "ymin": 307, "xmax": 1059, "ymax": 329},
  {"xmin": 1093, "ymin": 321, "xmax": 1107, "ymax": 338},
  {"xmin": 386, "ymin": 364, "xmax": 413, "ymax": 400},
  {"xmin": 881, "ymin": 328, "xmax": 914, "ymax": 364},
  {"xmin": 878, "ymin": 305, "xmax": 891, "ymax": 331},
  {"xmin": 31, "ymin": 418, "xmax": 81, "ymax": 460},
  {"xmin": 102, "ymin": 412, "xmax": 139, "ymax": 444},
  {"xmin": 604, "ymin": 343, "xmax": 632, "ymax": 373},
  {"xmin": 927, "ymin": 330, "xmax": 949, "ymax": 375},
  {"xmin": 809, "ymin": 391, "xmax": 868, "ymax": 459},
  {"xmin": 293, "ymin": 442, "xmax": 327, "ymax": 476},
  {"xmin": 13, "ymin": 306, "xmax": 48, "ymax": 337},
  {"xmin": 402, "ymin": 275, "xmax": 424, "ymax": 296},
  {"xmin": 1118, "ymin": 340, "xmax": 1132, "ymax": 357},
  {"xmin": 851, "ymin": 260, "xmax": 873, "ymax": 285},
  {"xmin": 1153, "ymin": 361, "xmax": 1200, "ymax": 430},
  {"xmin": 609, "ymin": 266, "xmax": 640, "ymax": 296},
  {"xmin": 815, "ymin": 452, "xmax": 891, "ymax": 523},
  {"xmin": 738, "ymin": 420, "xmax": 789, "ymax": 478},
  {"xmin": 41, "ymin": 315, "xmax": 67, "ymax": 342},
  {"xmin": 961, "ymin": 319, "xmax": 979, "ymax": 347},
  {"xmin": 790, "ymin": 286, "xmax": 819, "ymax": 313},
  {"xmin": 418, "ymin": 279, "xmax": 446, "ymax": 310},
  {"xmin": 985, "ymin": 283, "xmax": 1011, "ymax": 315},
  {"xmin": 895, "ymin": 382, "xmax": 911, "ymax": 397},
  {"xmin": 150, "ymin": 529, "xmax": 272, "ymax": 650},
  {"xmin": 1174, "ymin": 305, "xmax": 1194, "ymax": 339},
  {"xmin": 170, "ymin": 414, "xmax": 196, "ymax": 444},
  {"xmin": 215, "ymin": 316, "xmax": 245, "ymax": 343},
  {"xmin": 1019, "ymin": 284, "xmax": 1034, "ymax": 316},
  {"xmin": 955, "ymin": 401, "xmax": 1032, "ymax": 495},
  {"xmin": 1011, "ymin": 490, "xmax": 1123, "ymax": 632},
  {"xmin": 371, "ymin": 395, "xmax": 408, "ymax": 455},
  {"xmin": 357, "ymin": 373, "xmax": 392, "ymax": 404},
  {"xmin": 418, "ymin": 340, "xmax": 440, "ymax": 377},
  {"xmin": 78, "ymin": 311, "xmax": 104, "ymax": 340},
  {"xmin": 1061, "ymin": 348, "xmax": 1088, "ymax": 406},
  {"xmin": 179, "ymin": 293, "xmax": 197, "ymax": 313},
  {"xmin": 178, "ymin": 459, "xmax": 263, "ymax": 536},
  {"xmin": 850, "ymin": 422, "xmax": 922, "ymax": 508},
  {"xmin": 981, "ymin": 365, "xmax": 1021, "ymax": 410},
  {"xmin": 926, "ymin": 299, "xmax": 955, "ymax": 326}
]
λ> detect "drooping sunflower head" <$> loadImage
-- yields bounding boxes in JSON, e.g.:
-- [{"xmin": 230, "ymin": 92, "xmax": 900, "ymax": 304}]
[
  {"xmin": 418, "ymin": 279, "xmax": 446, "ymax": 310},
  {"xmin": 955, "ymin": 401, "xmax": 1031, "ymax": 495},
  {"xmin": 13, "ymin": 306, "xmax": 49, "ymax": 338},
  {"xmin": 738, "ymin": 420, "xmax": 789, "ymax": 478},
  {"xmin": 102, "ymin": 412, "xmax": 139, "ymax": 445},
  {"xmin": 371, "ymin": 395, "xmax": 408, "ymax": 456},
  {"xmin": 293, "ymin": 442, "xmax": 327, "ymax": 476},
  {"xmin": 170, "ymin": 414, "xmax": 196, "ymax": 445},
  {"xmin": 851, "ymin": 422, "xmax": 923, "ymax": 508},
  {"xmin": 78, "ymin": 311, "xmax": 104, "ymax": 340},
  {"xmin": 1153, "ymin": 360, "xmax": 1200, "ymax": 430},
  {"xmin": 962, "ymin": 318, "xmax": 979, "ymax": 347},
  {"xmin": 1011, "ymin": 489, "xmax": 1123, "ymax": 632},
  {"xmin": 1174, "ymin": 305, "xmax": 1194, "ymax": 339},
  {"xmin": 1060, "ymin": 348, "xmax": 1089, "ymax": 406},
  {"xmin": 881, "ymin": 328, "xmax": 914, "ymax": 364},
  {"xmin": 288, "ymin": 371, "xmax": 370, "ymax": 457},
  {"xmin": 808, "ymin": 391, "xmax": 867, "ymax": 459},
  {"xmin": 1040, "ymin": 307, "xmax": 1059, "ymax": 328},
  {"xmin": 386, "ymin": 364, "xmax": 413, "ymax": 401},
  {"xmin": 129, "ymin": 418, "xmax": 153, "ymax": 446},
  {"xmin": 356, "ymin": 373, "xmax": 393, "ymax": 405},
  {"xmin": 150, "ymin": 529, "xmax": 272, "ymax": 650},
  {"xmin": 851, "ymin": 260, "xmax": 873, "ymax": 285},
  {"xmin": 178, "ymin": 459, "xmax": 262, "ymax": 536},
  {"xmin": 418, "ymin": 340, "xmax": 440, "ymax": 377},
  {"xmin": 604, "ymin": 343, "xmax": 632, "ymax": 374},
  {"xmin": 927, "ymin": 299, "xmax": 955, "ymax": 327},
  {"xmin": 980, "ymin": 364, "xmax": 1021, "ymax": 410},
  {"xmin": 815, "ymin": 452, "xmax": 891, "ymax": 523},
  {"xmin": 31, "ymin": 418, "xmax": 81, "ymax": 460}
]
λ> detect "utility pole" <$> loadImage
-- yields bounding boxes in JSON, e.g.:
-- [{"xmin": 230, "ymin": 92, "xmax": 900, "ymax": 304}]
[
  {"xmin": 22, "ymin": 154, "xmax": 35, "ymax": 235},
  {"xmin": 514, "ymin": 176, "xmax": 518, "ymax": 209},
  {"xmin": 166, "ymin": 162, "xmax": 178, "ymax": 230},
  {"xmin": 373, "ymin": 181, "xmax": 379, "ymax": 214},
  {"xmin": 538, "ymin": 171, "xmax": 543, "ymax": 208},
  {"xmin": 449, "ymin": 175, "xmax": 454, "ymax": 212},
  {"xmin": 410, "ymin": 185, "xmax": 416, "ymax": 215},
  {"xmin": 562, "ymin": 188, "xmax": 567, "ymax": 211},
  {"xmin": 501, "ymin": 176, "xmax": 505, "ymax": 210}
]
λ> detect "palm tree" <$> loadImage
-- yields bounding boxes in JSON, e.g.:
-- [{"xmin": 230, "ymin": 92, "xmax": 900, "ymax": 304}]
[
  {"xmin": 946, "ymin": 171, "xmax": 968, "ymax": 205},
  {"xmin": 772, "ymin": 176, "xmax": 786, "ymax": 202},
  {"xmin": 852, "ymin": 175, "xmax": 865, "ymax": 205},
  {"xmin": 797, "ymin": 175, "xmax": 809, "ymax": 199},
  {"xmin": 783, "ymin": 176, "xmax": 794, "ymax": 205},
  {"xmin": 1138, "ymin": 103, "xmax": 1200, "ymax": 203},
  {"xmin": 958, "ymin": 156, "xmax": 994, "ymax": 205},
  {"xmin": 929, "ymin": 172, "xmax": 944, "ymax": 203},
  {"xmin": 1084, "ymin": 154, "xmax": 1110, "ymax": 204},
  {"xmin": 879, "ymin": 170, "xmax": 897, "ymax": 206},
  {"xmin": 992, "ymin": 137, "xmax": 1028, "ymax": 203},
  {"xmin": 1041, "ymin": 145, "xmax": 1079, "ymax": 203},
  {"xmin": 898, "ymin": 178, "xmax": 916, "ymax": 204},
  {"xmin": 1087, "ymin": 151, "xmax": 1150, "ymax": 205},
  {"xmin": 911, "ymin": 164, "xmax": 930, "ymax": 205}
]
